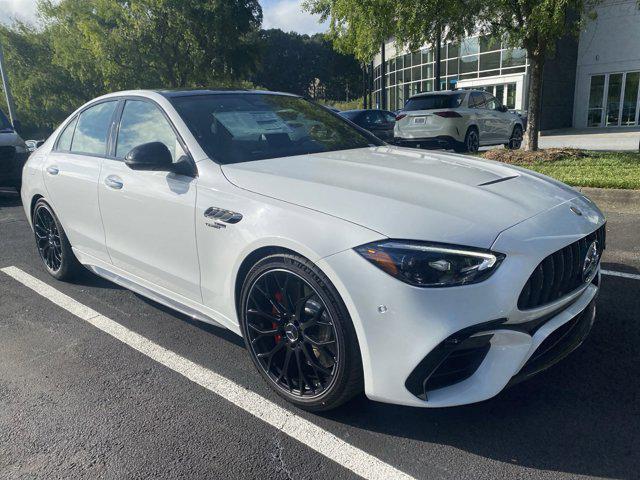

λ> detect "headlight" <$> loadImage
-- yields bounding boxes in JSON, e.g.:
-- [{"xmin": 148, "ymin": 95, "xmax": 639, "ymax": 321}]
[{"xmin": 354, "ymin": 241, "xmax": 505, "ymax": 287}]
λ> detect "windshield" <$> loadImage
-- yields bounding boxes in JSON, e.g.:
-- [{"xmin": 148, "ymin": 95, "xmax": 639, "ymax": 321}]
[
  {"xmin": 170, "ymin": 93, "xmax": 381, "ymax": 164},
  {"xmin": 0, "ymin": 109, "xmax": 13, "ymax": 131},
  {"xmin": 404, "ymin": 93, "xmax": 465, "ymax": 111}
]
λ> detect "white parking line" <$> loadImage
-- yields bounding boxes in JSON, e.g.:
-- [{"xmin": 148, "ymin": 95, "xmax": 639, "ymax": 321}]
[
  {"xmin": 0, "ymin": 266, "xmax": 415, "ymax": 480},
  {"xmin": 602, "ymin": 269, "xmax": 640, "ymax": 281}
]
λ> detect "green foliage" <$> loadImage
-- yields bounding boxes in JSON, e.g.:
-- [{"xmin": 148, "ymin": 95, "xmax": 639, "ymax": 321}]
[
  {"xmin": 321, "ymin": 97, "xmax": 363, "ymax": 111},
  {"xmin": 251, "ymin": 29, "xmax": 362, "ymax": 101},
  {"xmin": 1, "ymin": 0, "xmax": 263, "ymax": 135}
]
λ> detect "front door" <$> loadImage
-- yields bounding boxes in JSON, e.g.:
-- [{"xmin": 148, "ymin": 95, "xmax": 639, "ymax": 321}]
[{"xmin": 98, "ymin": 98, "xmax": 201, "ymax": 301}]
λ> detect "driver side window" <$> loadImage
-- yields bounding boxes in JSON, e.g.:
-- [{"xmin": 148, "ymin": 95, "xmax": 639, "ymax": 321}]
[
  {"xmin": 484, "ymin": 93, "xmax": 500, "ymax": 111},
  {"xmin": 116, "ymin": 100, "xmax": 184, "ymax": 161}
]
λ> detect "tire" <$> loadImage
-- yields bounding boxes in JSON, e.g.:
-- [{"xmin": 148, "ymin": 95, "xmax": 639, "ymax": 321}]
[
  {"xmin": 239, "ymin": 253, "xmax": 363, "ymax": 411},
  {"xmin": 454, "ymin": 127, "xmax": 480, "ymax": 153},
  {"xmin": 505, "ymin": 125, "xmax": 523, "ymax": 150},
  {"xmin": 32, "ymin": 199, "xmax": 82, "ymax": 281}
]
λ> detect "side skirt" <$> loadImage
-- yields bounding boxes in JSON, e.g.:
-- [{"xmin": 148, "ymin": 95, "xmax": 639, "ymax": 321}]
[{"xmin": 73, "ymin": 249, "xmax": 242, "ymax": 336}]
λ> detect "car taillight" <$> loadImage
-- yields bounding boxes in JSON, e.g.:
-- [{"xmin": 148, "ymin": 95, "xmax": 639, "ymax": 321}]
[
  {"xmin": 434, "ymin": 111, "xmax": 462, "ymax": 118},
  {"xmin": 395, "ymin": 114, "xmax": 407, "ymax": 121}
]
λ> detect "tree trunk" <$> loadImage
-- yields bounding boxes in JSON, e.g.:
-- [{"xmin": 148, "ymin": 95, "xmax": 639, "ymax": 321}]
[{"xmin": 525, "ymin": 52, "xmax": 543, "ymax": 151}]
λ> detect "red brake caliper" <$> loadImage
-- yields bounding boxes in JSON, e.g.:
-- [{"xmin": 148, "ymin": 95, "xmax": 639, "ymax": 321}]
[{"xmin": 273, "ymin": 291, "xmax": 283, "ymax": 343}]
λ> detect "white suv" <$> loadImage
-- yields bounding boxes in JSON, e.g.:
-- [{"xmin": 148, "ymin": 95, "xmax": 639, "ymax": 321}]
[{"xmin": 394, "ymin": 90, "xmax": 524, "ymax": 153}]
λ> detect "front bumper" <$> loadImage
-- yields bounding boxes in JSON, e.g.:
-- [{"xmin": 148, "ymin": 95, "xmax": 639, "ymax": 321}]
[{"xmin": 317, "ymin": 195, "xmax": 606, "ymax": 408}]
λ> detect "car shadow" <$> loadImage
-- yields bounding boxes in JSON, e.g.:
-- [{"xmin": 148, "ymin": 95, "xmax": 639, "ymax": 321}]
[{"xmin": 320, "ymin": 278, "xmax": 639, "ymax": 479}]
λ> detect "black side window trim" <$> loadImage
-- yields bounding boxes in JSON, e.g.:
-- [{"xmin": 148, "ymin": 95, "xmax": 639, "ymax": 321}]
[{"xmin": 53, "ymin": 115, "xmax": 78, "ymax": 152}]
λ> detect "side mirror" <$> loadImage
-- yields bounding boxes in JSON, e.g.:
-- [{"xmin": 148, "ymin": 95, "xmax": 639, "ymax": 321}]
[
  {"xmin": 125, "ymin": 142, "xmax": 173, "ymax": 171},
  {"xmin": 499, "ymin": 105, "xmax": 508, "ymax": 113},
  {"xmin": 36, "ymin": 140, "xmax": 45, "ymax": 148}
]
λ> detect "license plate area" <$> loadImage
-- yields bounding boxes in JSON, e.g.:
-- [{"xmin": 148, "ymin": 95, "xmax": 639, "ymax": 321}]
[{"xmin": 413, "ymin": 116, "xmax": 427, "ymax": 125}]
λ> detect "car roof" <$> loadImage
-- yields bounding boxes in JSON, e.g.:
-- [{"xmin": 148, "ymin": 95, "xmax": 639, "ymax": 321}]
[{"xmin": 155, "ymin": 89, "xmax": 300, "ymax": 99}]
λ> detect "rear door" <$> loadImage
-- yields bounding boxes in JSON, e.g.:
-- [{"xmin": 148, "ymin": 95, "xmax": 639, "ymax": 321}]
[
  {"xmin": 43, "ymin": 100, "xmax": 118, "ymax": 262},
  {"xmin": 483, "ymin": 93, "xmax": 511, "ymax": 143},
  {"xmin": 469, "ymin": 92, "xmax": 494, "ymax": 143},
  {"xmin": 98, "ymin": 98, "xmax": 201, "ymax": 301}
]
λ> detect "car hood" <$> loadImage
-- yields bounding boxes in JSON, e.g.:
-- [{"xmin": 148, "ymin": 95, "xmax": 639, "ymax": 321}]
[{"xmin": 221, "ymin": 146, "xmax": 580, "ymax": 248}]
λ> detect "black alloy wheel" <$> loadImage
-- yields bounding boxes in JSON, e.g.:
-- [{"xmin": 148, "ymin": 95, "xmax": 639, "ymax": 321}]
[
  {"xmin": 240, "ymin": 254, "xmax": 363, "ymax": 411},
  {"xmin": 507, "ymin": 125, "xmax": 524, "ymax": 150},
  {"xmin": 33, "ymin": 199, "xmax": 81, "ymax": 280},
  {"xmin": 465, "ymin": 129, "xmax": 480, "ymax": 153}
]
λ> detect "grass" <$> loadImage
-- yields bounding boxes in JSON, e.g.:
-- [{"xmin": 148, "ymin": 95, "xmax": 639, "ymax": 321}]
[{"xmin": 480, "ymin": 149, "xmax": 640, "ymax": 190}]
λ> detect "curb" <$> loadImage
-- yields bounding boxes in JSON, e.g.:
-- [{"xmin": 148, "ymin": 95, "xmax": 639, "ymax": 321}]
[{"xmin": 578, "ymin": 187, "xmax": 640, "ymax": 214}]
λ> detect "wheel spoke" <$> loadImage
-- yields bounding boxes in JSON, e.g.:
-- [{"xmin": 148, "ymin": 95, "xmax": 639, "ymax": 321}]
[
  {"xmin": 303, "ymin": 334, "xmax": 336, "ymax": 347},
  {"xmin": 301, "ymin": 344, "xmax": 332, "ymax": 377}
]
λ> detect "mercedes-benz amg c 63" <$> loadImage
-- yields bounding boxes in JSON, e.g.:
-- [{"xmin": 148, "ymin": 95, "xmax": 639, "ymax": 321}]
[{"xmin": 21, "ymin": 90, "xmax": 605, "ymax": 411}]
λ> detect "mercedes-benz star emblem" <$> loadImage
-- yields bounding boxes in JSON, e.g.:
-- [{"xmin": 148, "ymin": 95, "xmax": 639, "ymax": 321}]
[
  {"xmin": 582, "ymin": 241, "xmax": 600, "ymax": 282},
  {"xmin": 570, "ymin": 206, "xmax": 583, "ymax": 216}
]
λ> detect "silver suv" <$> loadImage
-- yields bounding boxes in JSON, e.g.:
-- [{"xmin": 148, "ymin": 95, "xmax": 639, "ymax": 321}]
[
  {"xmin": 0, "ymin": 109, "xmax": 28, "ymax": 192},
  {"xmin": 394, "ymin": 90, "xmax": 524, "ymax": 153}
]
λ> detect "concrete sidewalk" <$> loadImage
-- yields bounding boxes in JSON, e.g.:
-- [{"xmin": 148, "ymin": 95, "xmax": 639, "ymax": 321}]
[{"xmin": 539, "ymin": 127, "xmax": 640, "ymax": 151}]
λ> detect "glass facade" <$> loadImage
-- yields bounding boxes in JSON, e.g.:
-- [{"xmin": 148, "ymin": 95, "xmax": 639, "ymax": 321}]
[
  {"xmin": 587, "ymin": 71, "xmax": 640, "ymax": 127},
  {"xmin": 373, "ymin": 35, "xmax": 528, "ymax": 111}
]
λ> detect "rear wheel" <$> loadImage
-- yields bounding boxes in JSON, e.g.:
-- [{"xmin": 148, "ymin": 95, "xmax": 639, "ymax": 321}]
[
  {"xmin": 33, "ymin": 199, "xmax": 82, "ymax": 280},
  {"xmin": 454, "ymin": 127, "xmax": 480, "ymax": 153},
  {"xmin": 239, "ymin": 253, "xmax": 363, "ymax": 411},
  {"xmin": 505, "ymin": 125, "xmax": 523, "ymax": 150}
]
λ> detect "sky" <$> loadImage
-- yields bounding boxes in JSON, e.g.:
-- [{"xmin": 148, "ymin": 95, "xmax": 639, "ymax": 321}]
[{"xmin": 0, "ymin": 0, "xmax": 328, "ymax": 35}]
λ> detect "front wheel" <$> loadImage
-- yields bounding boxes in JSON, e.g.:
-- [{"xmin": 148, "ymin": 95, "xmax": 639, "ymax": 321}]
[
  {"xmin": 454, "ymin": 128, "xmax": 480, "ymax": 153},
  {"xmin": 505, "ymin": 125, "xmax": 523, "ymax": 150},
  {"xmin": 33, "ymin": 199, "xmax": 82, "ymax": 280},
  {"xmin": 239, "ymin": 253, "xmax": 363, "ymax": 411}
]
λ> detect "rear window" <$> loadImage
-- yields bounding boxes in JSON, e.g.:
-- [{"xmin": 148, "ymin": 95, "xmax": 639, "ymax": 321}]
[
  {"xmin": 340, "ymin": 111, "xmax": 360, "ymax": 121},
  {"xmin": 404, "ymin": 94, "xmax": 465, "ymax": 111}
]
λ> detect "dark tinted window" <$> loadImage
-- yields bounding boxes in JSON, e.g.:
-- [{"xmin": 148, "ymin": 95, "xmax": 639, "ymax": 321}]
[
  {"xmin": 57, "ymin": 117, "xmax": 78, "ymax": 151},
  {"xmin": 71, "ymin": 101, "xmax": 117, "ymax": 155},
  {"xmin": 340, "ymin": 111, "xmax": 361, "ymax": 121},
  {"xmin": 404, "ymin": 93, "xmax": 464, "ymax": 111},
  {"xmin": 171, "ymin": 94, "xmax": 380, "ymax": 164},
  {"xmin": 361, "ymin": 111, "xmax": 384, "ymax": 125},
  {"xmin": 382, "ymin": 111, "xmax": 396, "ymax": 123},
  {"xmin": 483, "ymin": 93, "xmax": 500, "ymax": 110},
  {"xmin": 0, "ymin": 109, "xmax": 12, "ymax": 131},
  {"xmin": 469, "ymin": 92, "xmax": 486, "ymax": 108},
  {"xmin": 116, "ymin": 100, "xmax": 182, "ymax": 160}
]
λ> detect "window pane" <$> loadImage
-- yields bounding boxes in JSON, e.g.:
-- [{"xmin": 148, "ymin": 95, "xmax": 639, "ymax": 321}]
[
  {"xmin": 447, "ymin": 59, "xmax": 458, "ymax": 75},
  {"xmin": 448, "ymin": 43, "xmax": 459, "ymax": 58},
  {"xmin": 480, "ymin": 36, "xmax": 501, "ymax": 53},
  {"xmin": 412, "ymin": 51, "xmax": 421, "ymax": 66},
  {"xmin": 502, "ymin": 49, "xmax": 526, "ymax": 68},
  {"xmin": 480, "ymin": 52, "xmax": 501, "ymax": 71},
  {"xmin": 116, "ymin": 100, "xmax": 180, "ymax": 160},
  {"xmin": 57, "ymin": 117, "xmax": 77, "ymax": 151},
  {"xmin": 506, "ymin": 83, "xmax": 516, "ymax": 109},
  {"xmin": 606, "ymin": 73, "xmax": 623, "ymax": 126},
  {"xmin": 495, "ymin": 84, "xmax": 505, "ymax": 104},
  {"xmin": 71, "ymin": 101, "xmax": 117, "ymax": 156},
  {"xmin": 622, "ymin": 72, "xmax": 639, "ymax": 125},
  {"xmin": 460, "ymin": 37, "xmax": 479, "ymax": 56},
  {"xmin": 421, "ymin": 49, "xmax": 433, "ymax": 64},
  {"xmin": 421, "ymin": 80, "xmax": 433, "ymax": 92},
  {"xmin": 412, "ymin": 66, "xmax": 421, "ymax": 82},
  {"xmin": 171, "ymin": 94, "xmax": 379, "ymax": 164},
  {"xmin": 587, "ymin": 75, "xmax": 605, "ymax": 126},
  {"xmin": 459, "ymin": 55, "xmax": 478, "ymax": 74},
  {"xmin": 403, "ymin": 53, "xmax": 412, "ymax": 68},
  {"xmin": 422, "ymin": 63, "xmax": 433, "ymax": 79}
]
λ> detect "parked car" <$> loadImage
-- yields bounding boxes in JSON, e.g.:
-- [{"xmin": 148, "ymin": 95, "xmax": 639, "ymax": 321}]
[
  {"xmin": 0, "ymin": 109, "xmax": 29, "ymax": 192},
  {"xmin": 339, "ymin": 109, "xmax": 396, "ymax": 142},
  {"xmin": 21, "ymin": 89, "xmax": 605, "ymax": 411},
  {"xmin": 394, "ymin": 90, "xmax": 524, "ymax": 153}
]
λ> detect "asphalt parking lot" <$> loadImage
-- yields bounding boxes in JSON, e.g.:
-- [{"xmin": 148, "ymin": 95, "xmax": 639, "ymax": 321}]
[{"xmin": 1, "ymin": 187, "xmax": 639, "ymax": 480}]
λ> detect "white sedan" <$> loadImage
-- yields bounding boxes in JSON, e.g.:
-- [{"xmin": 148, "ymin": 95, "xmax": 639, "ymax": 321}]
[
  {"xmin": 21, "ymin": 89, "xmax": 605, "ymax": 410},
  {"xmin": 394, "ymin": 90, "xmax": 524, "ymax": 153}
]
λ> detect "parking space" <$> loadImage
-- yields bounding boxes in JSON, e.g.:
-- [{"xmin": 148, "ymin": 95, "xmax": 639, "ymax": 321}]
[{"xmin": 1, "ymin": 188, "xmax": 639, "ymax": 479}]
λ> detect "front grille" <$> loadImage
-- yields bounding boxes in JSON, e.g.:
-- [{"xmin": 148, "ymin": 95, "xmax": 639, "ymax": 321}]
[
  {"xmin": 0, "ymin": 145, "xmax": 16, "ymax": 161},
  {"xmin": 518, "ymin": 225, "xmax": 606, "ymax": 310}
]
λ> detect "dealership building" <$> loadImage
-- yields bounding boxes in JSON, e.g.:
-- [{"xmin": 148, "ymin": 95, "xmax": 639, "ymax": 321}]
[{"xmin": 371, "ymin": 0, "xmax": 640, "ymax": 130}]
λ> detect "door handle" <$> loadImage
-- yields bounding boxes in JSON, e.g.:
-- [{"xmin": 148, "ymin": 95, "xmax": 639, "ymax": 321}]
[
  {"xmin": 105, "ymin": 175, "xmax": 124, "ymax": 190},
  {"xmin": 46, "ymin": 166, "xmax": 59, "ymax": 175}
]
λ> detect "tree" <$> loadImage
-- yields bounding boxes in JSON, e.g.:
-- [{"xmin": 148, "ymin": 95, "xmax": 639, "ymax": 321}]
[
  {"xmin": 251, "ymin": 29, "xmax": 362, "ymax": 101},
  {"xmin": 305, "ymin": 0, "xmax": 599, "ymax": 151}
]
